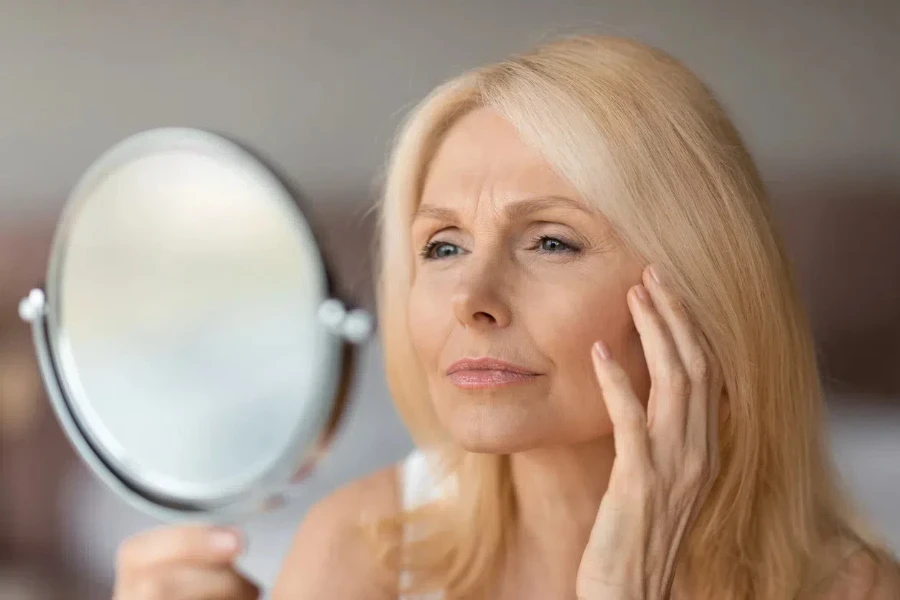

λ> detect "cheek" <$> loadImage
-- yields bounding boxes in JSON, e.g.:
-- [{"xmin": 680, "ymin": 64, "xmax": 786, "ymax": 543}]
[
  {"xmin": 407, "ymin": 276, "xmax": 452, "ymax": 367},
  {"xmin": 538, "ymin": 284, "xmax": 634, "ymax": 363},
  {"xmin": 531, "ymin": 277, "xmax": 647, "ymax": 402}
]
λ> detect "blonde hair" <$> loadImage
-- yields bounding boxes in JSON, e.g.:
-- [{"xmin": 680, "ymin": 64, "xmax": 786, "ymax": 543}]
[{"xmin": 373, "ymin": 34, "xmax": 893, "ymax": 599}]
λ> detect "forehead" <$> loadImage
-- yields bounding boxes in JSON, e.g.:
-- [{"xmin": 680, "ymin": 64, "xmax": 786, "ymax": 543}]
[{"xmin": 420, "ymin": 107, "xmax": 581, "ymax": 206}]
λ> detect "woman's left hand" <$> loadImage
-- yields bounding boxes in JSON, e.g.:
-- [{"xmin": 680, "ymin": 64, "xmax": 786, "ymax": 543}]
[{"xmin": 576, "ymin": 265, "xmax": 724, "ymax": 600}]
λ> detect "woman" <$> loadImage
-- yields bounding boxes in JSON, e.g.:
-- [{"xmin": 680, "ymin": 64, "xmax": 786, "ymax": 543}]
[{"xmin": 113, "ymin": 35, "xmax": 900, "ymax": 599}]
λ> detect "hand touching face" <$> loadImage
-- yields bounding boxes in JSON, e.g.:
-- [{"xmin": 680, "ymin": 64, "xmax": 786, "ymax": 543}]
[{"xmin": 578, "ymin": 265, "xmax": 724, "ymax": 599}]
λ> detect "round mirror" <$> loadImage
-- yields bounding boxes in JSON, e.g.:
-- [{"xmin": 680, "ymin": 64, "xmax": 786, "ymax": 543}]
[{"xmin": 19, "ymin": 128, "xmax": 372, "ymax": 522}]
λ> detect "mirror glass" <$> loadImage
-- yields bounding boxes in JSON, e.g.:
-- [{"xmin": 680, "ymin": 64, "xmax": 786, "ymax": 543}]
[{"xmin": 41, "ymin": 128, "xmax": 345, "ymax": 509}]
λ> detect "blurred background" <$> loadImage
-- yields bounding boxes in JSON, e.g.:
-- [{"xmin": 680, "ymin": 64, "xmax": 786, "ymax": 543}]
[{"xmin": 1, "ymin": 1, "xmax": 898, "ymax": 598}]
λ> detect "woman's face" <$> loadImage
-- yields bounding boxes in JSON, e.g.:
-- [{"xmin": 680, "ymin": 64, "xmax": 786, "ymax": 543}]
[{"xmin": 409, "ymin": 107, "xmax": 650, "ymax": 453}]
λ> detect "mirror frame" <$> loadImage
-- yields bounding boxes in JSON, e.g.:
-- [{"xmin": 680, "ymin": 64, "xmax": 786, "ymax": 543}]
[{"xmin": 18, "ymin": 128, "xmax": 373, "ymax": 522}]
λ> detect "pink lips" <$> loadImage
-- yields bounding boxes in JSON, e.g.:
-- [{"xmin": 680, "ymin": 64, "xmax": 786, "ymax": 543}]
[{"xmin": 446, "ymin": 357, "xmax": 540, "ymax": 389}]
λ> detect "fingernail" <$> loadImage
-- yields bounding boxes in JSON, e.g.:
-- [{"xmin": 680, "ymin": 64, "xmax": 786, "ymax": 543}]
[
  {"xmin": 634, "ymin": 284, "xmax": 650, "ymax": 303},
  {"xmin": 210, "ymin": 528, "xmax": 241, "ymax": 553},
  {"xmin": 649, "ymin": 265, "xmax": 663, "ymax": 285},
  {"xmin": 593, "ymin": 340, "xmax": 611, "ymax": 360}
]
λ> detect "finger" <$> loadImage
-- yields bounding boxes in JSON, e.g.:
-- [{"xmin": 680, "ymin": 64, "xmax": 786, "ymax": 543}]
[
  {"xmin": 642, "ymin": 265, "xmax": 715, "ymax": 448},
  {"xmin": 117, "ymin": 525, "xmax": 244, "ymax": 573},
  {"xmin": 128, "ymin": 566, "xmax": 260, "ymax": 600},
  {"xmin": 591, "ymin": 341, "xmax": 651, "ymax": 467},
  {"xmin": 627, "ymin": 281, "xmax": 689, "ymax": 441}
]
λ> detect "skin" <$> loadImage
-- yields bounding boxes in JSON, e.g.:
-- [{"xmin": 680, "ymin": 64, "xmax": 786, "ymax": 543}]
[
  {"xmin": 112, "ymin": 108, "xmax": 896, "ymax": 599},
  {"xmin": 405, "ymin": 107, "xmax": 654, "ymax": 597}
]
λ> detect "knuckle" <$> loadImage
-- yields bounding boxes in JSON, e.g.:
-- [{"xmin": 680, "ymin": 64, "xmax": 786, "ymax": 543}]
[
  {"xmin": 684, "ymin": 453, "xmax": 710, "ymax": 484},
  {"xmin": 667, "ymin": 368, "xmax": 691, "ymax": 398},
  {"xmin": 669, "ymin": 298, "xmax": 689, "ymax": 319},
  {"xmin": 621, "ymin": 407, "xmax": 648, "ymax": 432},
  {"xmin": 687, "ymin": 353, "xmax": 710, "ymax": 382},
  {"xmin": 606, "ymin": 363, "xmax": 629, "ymax": 385},
  {"xmin": 631, "ymin": 469, "xmax": 657, "ymax": 505},
  {"xmin": 613, "ymin": 456, "xmax": 647, "ymax": 492},
  {"xmin": 615, "ymin": 409, "xmax": 647, "ymax": 443},
  {"xmin": 169, "ymin": 534, "xmax": 195, "ymax": 558}
]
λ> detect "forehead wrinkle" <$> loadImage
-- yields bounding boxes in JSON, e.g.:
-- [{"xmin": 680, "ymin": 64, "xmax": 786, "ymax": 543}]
[
  {"xmin": 414, "ymin": 193, "xmax": 593, "ymax": 230},
  {"xmin": 416, "ymin": 129, "xmax": 586, "ymax": 228}
]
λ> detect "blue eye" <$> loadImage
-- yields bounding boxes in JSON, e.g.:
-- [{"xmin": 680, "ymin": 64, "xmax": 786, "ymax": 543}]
[
  {"xmin": 421, "ymin": 241, "xmax": 462, "ymax": 260},
  {"xmin": 536, "ymin": 236, "xmax": 577, "ymax": 253}
]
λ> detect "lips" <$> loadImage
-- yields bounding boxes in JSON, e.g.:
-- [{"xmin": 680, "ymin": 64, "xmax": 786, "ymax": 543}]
[{"xmin": 445, "ymin": 357, "xmax": 540, "ymax": 389}]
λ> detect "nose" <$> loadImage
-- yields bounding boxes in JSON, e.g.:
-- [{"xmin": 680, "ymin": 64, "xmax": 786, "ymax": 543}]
[{"xmin": 450, "ymin": 258, "xmax": 512, "ymax": 331}]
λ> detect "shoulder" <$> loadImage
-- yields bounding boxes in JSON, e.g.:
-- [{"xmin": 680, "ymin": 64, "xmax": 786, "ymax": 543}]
[
  {"xmin": 811, "ymin": 541, "xmax": 900, "ymax": 600},
  {"xmin": 271, "ymin": 464, "xmax": 402, "ymax": 600}
]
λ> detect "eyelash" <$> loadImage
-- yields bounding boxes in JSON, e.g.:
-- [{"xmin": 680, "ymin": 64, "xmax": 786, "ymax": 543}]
[{"xmin": 420, "ymin": 235, "xmax": 581, "ymax": 260}]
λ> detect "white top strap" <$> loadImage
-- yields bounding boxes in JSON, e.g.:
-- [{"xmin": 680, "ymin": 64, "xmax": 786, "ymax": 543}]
[{"xmin": 399, "ymin": 450, "xmax": 445, "ymax": 600}]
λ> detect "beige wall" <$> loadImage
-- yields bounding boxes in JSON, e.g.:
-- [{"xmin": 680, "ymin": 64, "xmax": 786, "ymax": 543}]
[{"xmin": 2, "ymin": 1, "xmax": 898, "ymax": 214}]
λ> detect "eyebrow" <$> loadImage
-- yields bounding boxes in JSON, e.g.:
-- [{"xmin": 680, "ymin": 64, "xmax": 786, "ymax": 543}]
[{"xmin": 412, "ymin": 195, "xmax": 593, "ymax": 223}]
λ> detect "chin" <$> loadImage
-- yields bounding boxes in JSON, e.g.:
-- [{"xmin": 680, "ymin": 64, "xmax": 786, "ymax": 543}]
[
  {"xmin": 430, "ymin": 382, "xmax": 614, "ymax": 453},
  {"xmin": 438, "ymin": 395, "xmax": 557, "ymax": 454},
  {"xmin": 435, "ymin": 398, "xmax": 615, "ymax": 455},
  {"xmin": 456, "ymin": 437, "xmax": 534, "ymax": 454},
  {"xmin": 453, "ymin": 430, "xmax": 541, "ymax": 454}
]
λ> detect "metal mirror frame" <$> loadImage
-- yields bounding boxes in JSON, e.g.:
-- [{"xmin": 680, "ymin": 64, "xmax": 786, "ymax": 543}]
[{"xmin": 18, "ymin": 128, "xmax": 373, "ymax": 523}]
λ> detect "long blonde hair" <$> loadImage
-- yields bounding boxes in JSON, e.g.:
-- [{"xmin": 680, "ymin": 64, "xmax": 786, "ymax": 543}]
[{"xmin": 373, "ymin": 34, "xmax": 892, "ymax": 599}]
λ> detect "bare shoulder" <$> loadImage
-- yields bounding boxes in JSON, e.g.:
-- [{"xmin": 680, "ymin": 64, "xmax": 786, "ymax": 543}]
[
  {"xmin": 271, "ymin": 465, "xmax": 401, "ymax": 600},
  {"xmin": 812, "ymin": 543, "xmax": 900, "ymax": 600}
]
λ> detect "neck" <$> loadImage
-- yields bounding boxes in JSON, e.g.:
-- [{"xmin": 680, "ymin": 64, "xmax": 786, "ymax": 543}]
[{"xmin": 503, "ymin": 435, "xmax": 616, "ymax": 595}]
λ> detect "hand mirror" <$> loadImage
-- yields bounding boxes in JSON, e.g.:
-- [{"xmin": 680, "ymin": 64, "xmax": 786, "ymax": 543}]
[{"xmin": 18, "ymin": 127, "xmax": 373, "ymax": 522}]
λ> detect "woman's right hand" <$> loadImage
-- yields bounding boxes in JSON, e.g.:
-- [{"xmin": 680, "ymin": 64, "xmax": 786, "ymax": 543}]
[{"xmin": 113, "ymin": 524, "xmax": 260, "ymax": 600}]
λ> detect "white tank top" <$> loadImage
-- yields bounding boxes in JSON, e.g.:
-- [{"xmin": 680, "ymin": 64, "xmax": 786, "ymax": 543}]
[{"xmin": 399, "ymin": 450, "xmax": 446, "ymax": 600}]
